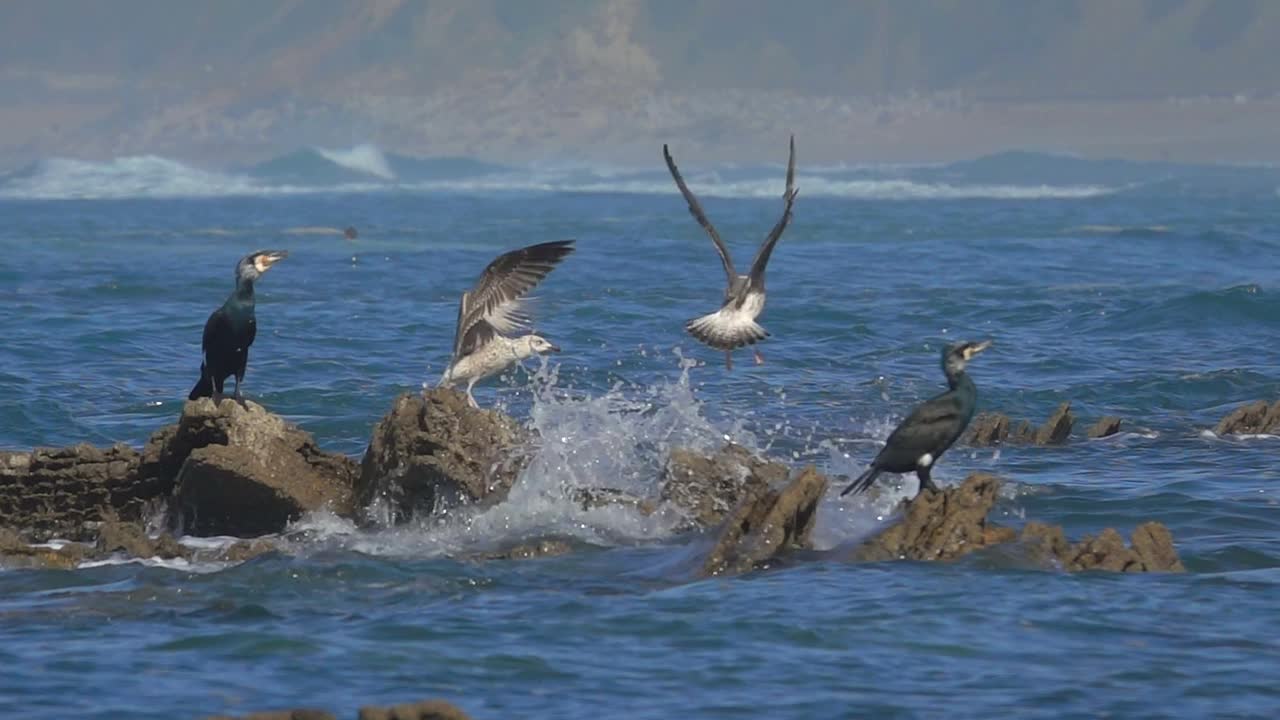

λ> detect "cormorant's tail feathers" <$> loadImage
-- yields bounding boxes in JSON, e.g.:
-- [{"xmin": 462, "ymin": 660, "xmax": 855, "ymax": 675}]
[
  {"xmin": 839, "ymin": 466, "xmax": 881, "ymax": 497},
  {"xmin": 189, "ymin": 365, "xmax": 213, "ymax": 400},
  {"xmin": 685, "ymin": 309, "xmax": 769, "ymax": 351}
]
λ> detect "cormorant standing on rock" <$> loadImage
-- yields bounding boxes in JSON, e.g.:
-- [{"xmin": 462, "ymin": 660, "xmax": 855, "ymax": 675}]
[
  {"xmin": 841, "ymin": 340, "xmax": 992, "ymax": 498},
  {"xmin": 189, "ymin": 250, "xmax": 288, "ymax": 403},
  {"xmin": 663, "ymin": 136, "xmax": 798, "ymax": 370},
  {"xmin": 439, "ymin": 240, "xmax": 575, "ymax": 408}
]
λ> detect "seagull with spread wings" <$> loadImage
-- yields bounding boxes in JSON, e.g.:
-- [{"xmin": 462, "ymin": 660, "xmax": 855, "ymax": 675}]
[
  {"xmin": 438, "ymin": 240, "xmax": 575, "ymax": 408},
  {"xmin": 663, "ymin": 136, "xmax": 798, "ymax": 370}
]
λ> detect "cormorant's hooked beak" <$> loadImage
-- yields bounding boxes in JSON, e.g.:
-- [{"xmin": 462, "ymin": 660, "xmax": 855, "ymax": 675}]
[
  {"xmin": 964, "ymin": 339, "xmax": 993, "ymax": 360},
  {"xmin": 253, "ymin": 250, "xmax": 289, "ymax": 274}
]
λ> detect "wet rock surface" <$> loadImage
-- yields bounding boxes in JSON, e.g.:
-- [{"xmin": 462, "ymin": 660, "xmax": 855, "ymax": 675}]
[
  {"xmin": 662, "ymin": 443, "xmax": 789, "ymax": 530},
  {"xmin": 699, "ymin": 465, "xmax": 827, "ymax": 577},
  {"xmin": 849, "ymin": 474, "xmax": 1185, "ymax": 573},
  {"xmin": 1214, "ymin": 399, "xmax": 1280, "ymax": 435},
  {"xmin": 169, "ymin": 399, "xmax": 358, "ymax": 537},
  {"xmin": 204, "ymin": 699, "xmax": 473, "ymax": 720},
  {"xmin": 356, "ymin": 389, "xmax": 529, "ymax": 524}
]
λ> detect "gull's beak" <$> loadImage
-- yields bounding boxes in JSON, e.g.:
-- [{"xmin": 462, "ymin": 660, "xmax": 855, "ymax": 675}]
[
  {"xmin": 546, "ymin": 344, "xmax": 561, "ymax": 354},
  {"xmin": 254, "ymin": 249, "xmax": 289, "ymax": 273}
]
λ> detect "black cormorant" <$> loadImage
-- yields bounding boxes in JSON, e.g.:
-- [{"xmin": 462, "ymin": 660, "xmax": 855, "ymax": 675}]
[
  {"xmin": 841, "ymin": 340, "xmax": 992, "ymax": 498},
  {"xmin": 663, "ymin": 136, "xmax": 798, "ymax": 370},
  {"xmin": 188, "ymin": 250, "xmax": 288, "ymax": 402}
]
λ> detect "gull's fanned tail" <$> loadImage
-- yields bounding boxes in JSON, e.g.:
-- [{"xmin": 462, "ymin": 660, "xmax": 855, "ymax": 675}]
[{"xmin": 685, "ymin": 309, "xmax": 769, "ymax": 350}]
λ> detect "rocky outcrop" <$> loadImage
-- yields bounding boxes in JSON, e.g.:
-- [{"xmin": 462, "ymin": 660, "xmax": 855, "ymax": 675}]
[
  {"xmin": 699, "ymin": 466, "xmax": 827, "ymax": 577},
  {"xmin": 203, "ymin": 699, "xmax": 473, "ymax": 720},
  {"xmin": 852, "ymin": 473, "xmax": 1016, "ymax": 562},
  {"xmin": 167, "ymin": 399, "xmax": 358, "ymax": 537},
  {"xmin": 966, "ymin": 402, "xmax": 1076, "ymax": 446},
  {"xmin": 1087, "ymin": 416, "xmax": 1123, "ymax": 439},
  {"xmin": 850, "ymin": 474, "xmax": 1185, "ymax": 573},
  {"xmin": 1021, "ymin": 521, "xmax": 1185, "ymax": 572},
  {"xmin": 661, "ymin": 443, "xmax": 789, "ymax": 530},
  {"xmin": 356, "ymin": 389, "xmax": 529, "ymax": 524},
  {"xmin": 0, "ymin": 443, "xmax": 153, "ymax": 541},
  {"xmin": 1214, "ymin": 399, "xmax": 1280, "ymax": 435}
]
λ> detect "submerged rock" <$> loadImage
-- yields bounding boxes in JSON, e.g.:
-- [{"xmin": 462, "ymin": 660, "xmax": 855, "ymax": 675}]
[
  {"xmin": 167, "ymin": 399, "xmax": 358, "ymax": 537},
  {"xmin": 1032, "ymin": 402, "xmax": 1074, "ymax": 444},
  {"xmin": 0, "ymin": 527, "xmax": 89, "ymax": 569},
  {"xmin": 0, "ymin": 443, "xmax": 151, "ymax": 541},
  {"xmin": 661, "ymin": 443, "xmax": 789, "ymax": 530},
  {"xmin": 850, "ymin": 474, "xmax": 1185, "ymax": 573},
  {"xmin": 1087, "ymin": 416, "xmax": 1124, "ymax": 439},
  {"xmin": 358, "ymin": 700, "xmax": 473, "ymax": 720},
  {"xmin": 965, "ymin": 413, "xmax": 1011, "ymax": 447},
  {"xmin": 356, "ymin": 389, "xmax": 529, "ymax": 524},
  {"xmin": 699, "ymin": 466, "xmax": 827, "ymax": 577},
  {"xmin": 96, "ymin": 512, "xmax": 189, "ymax": 560},
  {"xmin": 203, "ymin": 699, "xmax": 472, "ymax": 720},
  {"xmin": 1214, "ymin": 399, "xmax": 1280, "ymax": 435}
]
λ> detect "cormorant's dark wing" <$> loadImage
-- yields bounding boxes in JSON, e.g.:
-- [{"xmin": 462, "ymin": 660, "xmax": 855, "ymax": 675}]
[
  {"xmin": 875, "ymin": 392, "xmax": 964, "ymax": 466},
  {"xmin": 663, "ymin": 144, "xmax": 737, "ymax": 284},
  {"xmin": 747, "ymin": 135, "xmax": 798, "ymax": 284},
  {"xmin": 452, "ymin": 240, "xmax": 574, "ymax": 358},
  {"xmin": 201, "ymin": 307, "xmax": 228, "ymax": 355}
]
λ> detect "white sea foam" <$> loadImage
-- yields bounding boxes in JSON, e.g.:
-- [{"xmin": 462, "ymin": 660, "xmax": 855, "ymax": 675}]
[
  {"xmin": 316, "ymin": 143, "xmax": 396, "ymax": 180},
  {"xmin": 0, "ymin": 152, "xmax": 1120, "ymax": 201}
]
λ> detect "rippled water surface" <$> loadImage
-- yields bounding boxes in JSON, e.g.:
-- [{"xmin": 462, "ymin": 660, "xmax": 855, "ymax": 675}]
[{"xmin": 3, "ymin": 160, "xmax": 1280, "ymax": 718}]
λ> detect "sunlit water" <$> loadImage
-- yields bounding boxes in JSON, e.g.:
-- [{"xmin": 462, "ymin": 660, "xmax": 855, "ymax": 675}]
[{"xmin": 2, "ymin": 157, "xmax": 1280, "ymax": 717}]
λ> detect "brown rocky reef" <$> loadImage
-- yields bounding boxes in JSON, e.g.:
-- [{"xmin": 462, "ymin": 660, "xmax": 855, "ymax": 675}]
[
  {"xmin": 967, "ymin": 401, "xmax": 1080, "ymax": 446},
  {"xmin": 204, "ymin": 697, "xmax": 474, "ymax": 720},
  {"xmin": 356, "ymin": 389, "xmax": 529, "ymax": 524},
  {"xmin": 1214, "ymin": 399, "xmax": 1280, "ymax": 435},
  {"xmin": 667, "ymin": 445, "xmax": 1185, "ymax": 577}
]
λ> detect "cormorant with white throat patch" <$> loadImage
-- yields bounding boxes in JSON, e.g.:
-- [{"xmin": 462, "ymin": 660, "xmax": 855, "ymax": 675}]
[
  {"xmin": 188, "ymin": 250, "xmax": 288, "ymax": 403},
  {"xmin": 841, "ymin": 340, "xmax": 992, "ymax": 498}
]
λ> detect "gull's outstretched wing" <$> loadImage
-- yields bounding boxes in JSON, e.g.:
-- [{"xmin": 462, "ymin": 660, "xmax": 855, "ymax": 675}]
[
  {"xmin": 451, "ymin": 239, "xmax": 576, "ymax": 359},
  {"xmin": 747, "ymin": 135, "xmax": 798, "ymax": 283},
  {"xmin": 664, "ymin": 144, "xmax": 736, "ymax": 284}
]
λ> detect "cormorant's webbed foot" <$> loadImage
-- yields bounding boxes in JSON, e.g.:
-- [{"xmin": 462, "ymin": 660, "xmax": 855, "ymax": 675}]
[{"xmin": 915, "ymin": 468, "xmax": 940, "ymax": 498}]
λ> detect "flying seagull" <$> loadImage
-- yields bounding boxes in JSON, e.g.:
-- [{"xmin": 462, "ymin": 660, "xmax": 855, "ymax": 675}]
[
  {"xmin": 663, "ymin": 135, "xmax": 798, "ymax": 370},
  {"xmin": 438, "ymin": 239, "xmax": 575, "ymax": 408}
]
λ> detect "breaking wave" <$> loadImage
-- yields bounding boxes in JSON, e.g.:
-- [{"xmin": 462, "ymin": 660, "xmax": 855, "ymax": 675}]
[{"xmin": 0, "ymin": 147, "xmax": 1121, "ymax": 201}]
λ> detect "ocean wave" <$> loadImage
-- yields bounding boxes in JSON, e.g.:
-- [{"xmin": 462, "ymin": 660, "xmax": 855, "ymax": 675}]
[
  {"xmin": 0, "ymin": 151, "xmax": 1119, "ymax": 201},
  {"xmin": 315, "ymin": 143, "xmax": 396, "ymax": 180}
]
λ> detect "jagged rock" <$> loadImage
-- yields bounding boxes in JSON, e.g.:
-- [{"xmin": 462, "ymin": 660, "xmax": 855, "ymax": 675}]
[
  {"xmin": 850, "ymin": 476, "xmax": 1185, "ymax": 573},
  {"xmin": 966, "ymin": 413, "xmax": 1010, "ymax": 447},
  {"xmin": 1087, "ymin": 416, "xmax": 1123, "ymax": 439},
  {"xmin": 965, "ymin": 403, "xmax": 1075, "ymax": 446},
  {"xmin": 699, "ymin": 466, "xmax": 827, "ymax": 578},
  {"xmin": 356, "ymin": 389, "xmax": 529, "ymax": 524},
  {"xmin": 661, "ymin": 443, "xmax": 789, "ymax": 530},
  {"xmin": 1033, "ymin": 402, "xmax": 1074, "ymax": 444},
  {"xmin": 357, "ymin": 700, "xmax": 473, "ymax": 720},
  {"xmin": 853, "ymin": 473, "xmax": 1016, "ymax": 562},
  {"xmin": 1214, "ymin": 399, "xmax": 1280, "ymax": 435},
  {"xmin": 166, "ymin": 399, "xmax": 358, "ymax": 537},
  {"xmin": 0, "ymin": 443, "xmax": 150, "ymax": 541}
]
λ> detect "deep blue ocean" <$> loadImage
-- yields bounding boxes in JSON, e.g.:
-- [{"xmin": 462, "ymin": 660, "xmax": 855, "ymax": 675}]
[{"xmin": 2, "ymin": 148, "xmax": 1280, "ymax": 718}]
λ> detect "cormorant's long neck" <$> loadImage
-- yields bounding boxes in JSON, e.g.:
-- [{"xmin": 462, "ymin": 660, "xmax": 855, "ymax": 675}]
[
  {"xmin": 945, "ymin": 366, "xmax": 973, "ymax": 393},
  {"xmin": 229, "ymin": 275, "xmax": 256, "ymax": 307}
]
